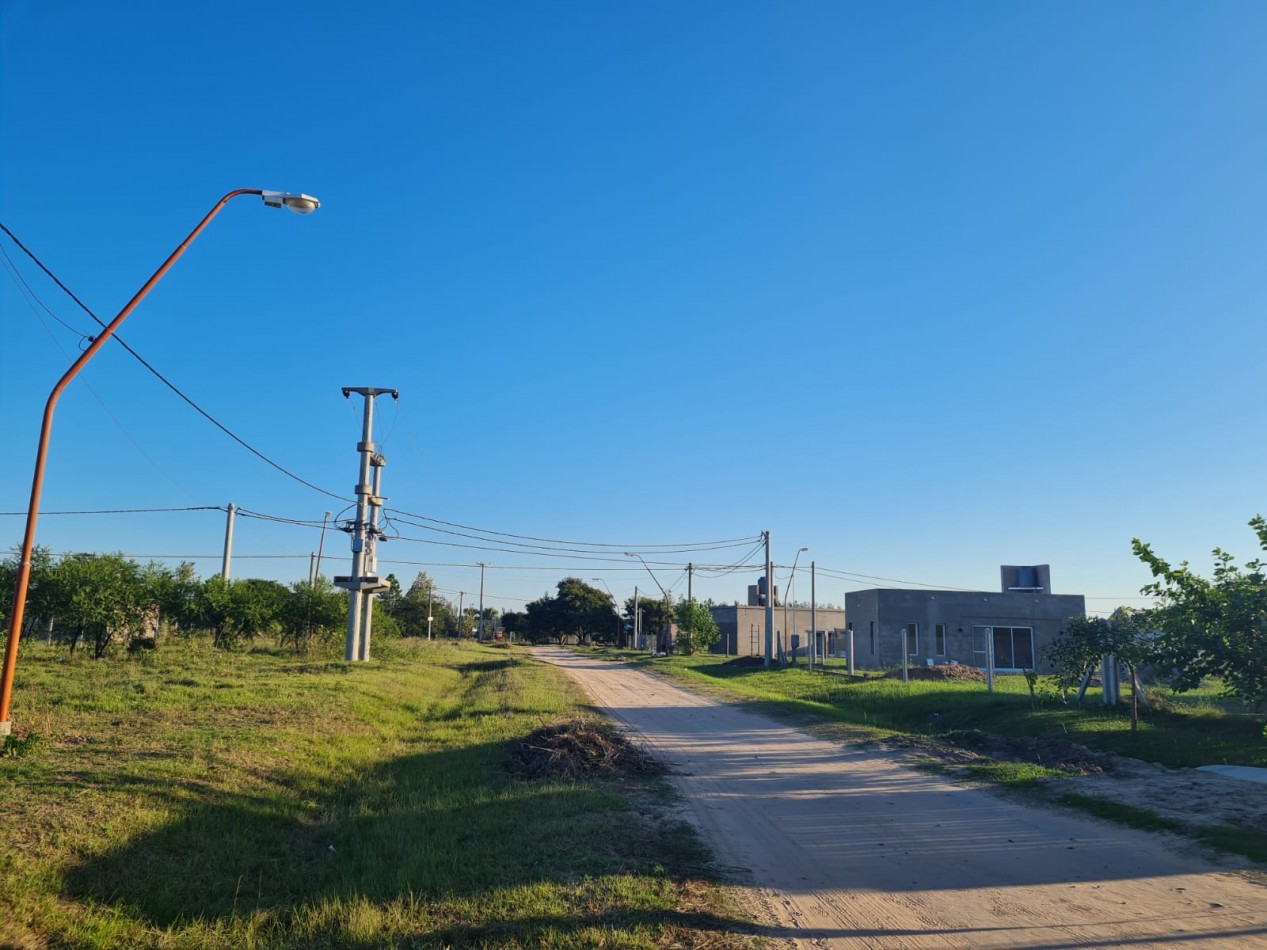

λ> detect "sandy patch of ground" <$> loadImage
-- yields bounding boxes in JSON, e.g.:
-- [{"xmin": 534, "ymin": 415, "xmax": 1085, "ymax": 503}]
[{"xmin": 882, "ymin": 729, "xmax": 1267, "ymax": 839}]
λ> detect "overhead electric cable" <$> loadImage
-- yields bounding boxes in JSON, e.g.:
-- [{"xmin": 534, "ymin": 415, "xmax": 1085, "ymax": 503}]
[
  {"xmin": 0, "ymin": 220, "xmax": 350, "ymax": 504},
  {"xmin": 384, "ymin": 505, "xmax": 759, "ymax": 551}
]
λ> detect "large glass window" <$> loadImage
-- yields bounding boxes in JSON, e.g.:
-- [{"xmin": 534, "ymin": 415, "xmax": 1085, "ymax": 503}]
[
  {"xmin": 935, "ymin": 623, "xmax": 947, "ymax": 656},
  {"xmin": 990, "ymin": 626, "xmax": 1034, "ymax": 669}
]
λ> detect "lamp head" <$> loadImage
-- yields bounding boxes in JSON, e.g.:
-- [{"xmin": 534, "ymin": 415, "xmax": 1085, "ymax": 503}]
[{"xmin": 261, "ymin": 191, "xmax": 321, "ymax": 214}]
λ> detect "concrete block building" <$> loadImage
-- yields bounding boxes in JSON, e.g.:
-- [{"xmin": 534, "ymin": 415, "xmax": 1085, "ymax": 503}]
[
  {"xmin": 708, "ymin": 603, "xmax": 847, "ymax": 657},
  {"xmin": 843, "ymin": 565, "xmax": 1085, "ymax": 673}
]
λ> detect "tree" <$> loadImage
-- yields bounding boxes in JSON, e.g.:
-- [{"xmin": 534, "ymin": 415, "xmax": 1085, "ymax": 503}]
[
  {"xmin": 501, "ymin": 610, "xmax": 526, "ymax": 639},
  {"xmin": 1, "ymin": 545, "xmax": 56, "ymax": 636},
  {"xmin": 524, "ymin": 578, "xmax": 617, "ymax": 644},
  {"xmin": 624, "ymin": 595, "xmax": 674, "ymax": 646},
  {"xmin": 1045, "ymin": 611, "xmax": 1155, "ymax": 728},
  {"xmin": 674, "ymin": 599, "xmax": 720, "ymax": 655},
  {"xmin": 195, "ymin": 576, "xmax": 287, "ymax": 648},
  {"xmin": 279, "ymin": 576, "xmax": 347, "ymax": 653},
  {"xmin": 44, "ymin": 553, "xmax": 147, "ymax": 658},
  {"xmin": 1134, "ymin": 516, "xmax": 1267, "ymax": 708}
]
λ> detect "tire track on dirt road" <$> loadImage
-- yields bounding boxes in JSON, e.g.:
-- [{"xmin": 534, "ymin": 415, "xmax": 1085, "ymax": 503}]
[{"xmin": 530, "ymin": 648, "xmax": 1267, "ymax": 949}]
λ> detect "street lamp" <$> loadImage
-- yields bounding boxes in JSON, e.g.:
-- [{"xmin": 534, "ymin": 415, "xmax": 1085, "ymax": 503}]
[
  {"xmin": 625, "ymin": 553, "xmax": 671, "ymax": 652},
  {"xmin": 0, "ymin": 188, "xmax": 320, "ymax": 737},
  {"xmin": 785, "ymin": 547, "xmax": 808, "ymax": 664},
  {"xmin": 591, "ymin": 577, "xmax": 620, "ymax": 645}
]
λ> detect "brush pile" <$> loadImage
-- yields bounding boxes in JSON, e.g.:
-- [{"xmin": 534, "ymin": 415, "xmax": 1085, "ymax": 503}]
[
  {"xmin": 509, "ymin": 718, "xmax": 667, "ymax": 780},
  {"xmin": 883, "ymin": 664, "xmax": 987, "ymax": 682}
]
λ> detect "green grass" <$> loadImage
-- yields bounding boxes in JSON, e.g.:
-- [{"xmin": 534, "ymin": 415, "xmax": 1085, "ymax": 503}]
[
  {"xmin": 594, "ymin": 650, "xmax": 1267, "ymax": 770},
  {"xmin": 0, "ymin": 638, "xmax": 755, "ymax": 949}
]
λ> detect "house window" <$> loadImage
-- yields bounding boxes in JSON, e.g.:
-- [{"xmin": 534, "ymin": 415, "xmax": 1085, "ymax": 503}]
[
  {"xmin": 935, "ymin": 623, "xmax": 947, "ymax": 656},
  {"xmin": 990, "ymin": 626, "xmax": 1034, "ymax": 669},
  {"xmin": 869, "ymin": 620, "xmax": 875, "ymax": 654},
  {"xmin": 906, "ymin": 622, "xmax": 919, "ymax": 656}
]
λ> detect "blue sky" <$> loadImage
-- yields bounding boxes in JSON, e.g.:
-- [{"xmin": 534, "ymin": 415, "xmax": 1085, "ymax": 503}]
[{"xmin": 2, "ymin": 1, "xmax": 1264, "ymax": 617}]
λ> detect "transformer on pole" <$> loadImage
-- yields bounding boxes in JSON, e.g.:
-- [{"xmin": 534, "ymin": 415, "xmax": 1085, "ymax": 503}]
[{"xmin": 334, "ymin": 387, "xmax": 397, "ymax": 662}]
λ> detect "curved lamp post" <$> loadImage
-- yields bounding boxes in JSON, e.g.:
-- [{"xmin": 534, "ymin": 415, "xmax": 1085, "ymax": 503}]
[
  {"xmin": 624, "ymin": 552, "xmax": 671, "ymax": 652},
  {"xmin": 785, "ymin": 547, "xmax": 808, "ymax": 663},
  {"xmin": 0, "ymin": 188, "xmax": 320, "ymax": 736},
  {"xmin": 591, "ymin": 577, "xmax": 620, "ymax": 645}
]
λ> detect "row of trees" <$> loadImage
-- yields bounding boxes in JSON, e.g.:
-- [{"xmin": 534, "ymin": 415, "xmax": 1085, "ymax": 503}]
[
  {"xmin": 1046, "ymin": 516, "xmax": 1267, "ymax": 710},
  {"xmin": 496, "ymin": 577, "xmax": 720, "ymax": 653},
  {"xmin": 0, "ymin": 549, "xmax": 350, "ymax": 656},
  {"xmin": 377, "ymin": 572, "xmax": 499, "ymax": 640}
]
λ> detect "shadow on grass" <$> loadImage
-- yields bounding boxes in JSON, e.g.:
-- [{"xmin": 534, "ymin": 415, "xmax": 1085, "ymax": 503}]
[{"xmin": 62, "ymin": 738, "xmax": 745, "ymax": 943}]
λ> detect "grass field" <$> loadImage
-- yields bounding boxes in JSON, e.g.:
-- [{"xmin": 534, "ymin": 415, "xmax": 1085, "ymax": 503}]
[
  {"xmin": 0, "ymin": 638, "xmax": 753, "ymax": 949},
  {"xmin": 601, "ymin": 651, "xmax": 1267, "ymax": 770}
]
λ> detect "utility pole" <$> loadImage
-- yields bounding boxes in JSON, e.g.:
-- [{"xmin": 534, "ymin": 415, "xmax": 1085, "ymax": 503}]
[
  {"xmin": 810, "ymin": 561, "xmax": 817, "ymax": 669},
  {"xmin": 334, "ymin": 386, "xmax": 398, "ymax": 662},
  {"xmin": 687, "ymin": 562, "xmax": 693, "ymax": 602},
  {"xmin": 314, "ymin": 510, "xmax": 332, "ymax": 581},
  {"xmin": 426, "ymin": 582, "xmax": 433, "ymax": 641},
  {"xmin": 221, "ymin": 503, "xmax": 236, "ymax": 581},
  {"xmin": 633, "ymin": 585, "xmax": 639, "ymax": 649},
  {"xmin": 764, "ymin": 530, "xmax": 773, "ymax": 668},
  {"xmin": 358, "ymin": 453, "xmax": 386, "ymax": 661},
  {"xmin": 458, "ymin": 591, "xmax": 465, "ymax": 638},
  {"xmin": 477, "ymin": 562, "xmax": 487, "ymax": 642}
]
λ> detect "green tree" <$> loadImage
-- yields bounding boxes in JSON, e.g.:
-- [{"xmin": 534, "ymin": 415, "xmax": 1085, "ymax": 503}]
[
  {"xmin": 1134, "ymin": 516, "xmax": 1267, "ymax": 708},
  {"xmin": 524, "ymin": 578, "xmax": 616, "ymax": 644},
  {"xmin": 1045, "ymin": 610, "xmax": 1155, "ymax": 728},
  {"xmin": 0, "ymin": 545, "xmax": 56, "ymax": 636},
  {"xmin": 45, "ymin": 553, "xmax": 147, "ymax": 658},
  {"xmin": 674, "ymin": 599, "xmax": 721, "ymax": 655},
  {"xmin": 623, "ymin": 595, "xmax": 674, "ymax": 648},
  {"xmin": 195, "ymin": 576, "xmax": 287, "ymax": 648},
  {"xmin": 279, "ymin": 576, "xmax": 347, "ymax": 653}
]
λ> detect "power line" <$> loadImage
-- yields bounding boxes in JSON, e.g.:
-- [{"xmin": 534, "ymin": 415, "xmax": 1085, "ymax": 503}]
[
  {"xmin": 0, "ymin": 506, "xmax": 222, "ymax": 516},
  {"xmin": 384, "ymin": 505, "xmax": 760, "ymax": 551},
  {"xmin": 0, "ymin": 220, "xmax": 350, "ymax": 504}
]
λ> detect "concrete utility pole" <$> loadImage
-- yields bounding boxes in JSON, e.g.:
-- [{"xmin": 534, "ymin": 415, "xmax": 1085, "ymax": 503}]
[
  {"xmin": 687, "ymin": 563, "xmax": 693, "ymax": 602},
  {"xmin": 477, "ymin": 562, "xmax": 487, "ymax": 642},
  {"xmin": 764, "ymin": 531, "xmax": 773, "ymax": 667},
  {"xmin": 458, "ymin": 592, "xmax": 465, "ymax": 637},
  {"xmin": 633, "ymin": 585, "xmax": 640, "ymax": 648},
  {"xmin": 221, "ymin": 503, "xmax": 236, "ymax": 581},
  {"xmin": 357, "ymin": 454, "xmax": 387, "ymax": 661},
  {"xmin": 810, "ymin": 560, "xmax": 817, "ymax": 668},
  {"xmin": 334, "ymin": 386, "xmax": 397, "ymax": 662},
  {"xmin": 314, "ymin": 510, "xmax": 332, "ymax": 581},
  {"xmin": 426, "ymin": 582, "xmax": 434, "ymax": 641}
]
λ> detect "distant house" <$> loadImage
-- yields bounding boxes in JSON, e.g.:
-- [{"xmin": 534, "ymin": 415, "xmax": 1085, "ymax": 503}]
[
  {"xmin": 708, "ymin": 603, "xmax": 847, "ymax": 658},
  {"xmin": 843, "ymin": 565, "xmax": 1085, "ymax": 674}
]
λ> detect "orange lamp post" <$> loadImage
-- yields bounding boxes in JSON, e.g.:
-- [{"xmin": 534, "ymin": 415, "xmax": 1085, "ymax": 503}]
[{"xmin": 0, "ymin": 188, "xmax": 320, "ymax": 736}]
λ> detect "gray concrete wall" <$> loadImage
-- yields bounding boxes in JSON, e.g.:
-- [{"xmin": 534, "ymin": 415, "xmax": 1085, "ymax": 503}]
[
  {"xmin": 710, "ymin": 604, "xmax": 846, "ymax": 657},
  {"xmin": 843, "ymin": 589, "xmax": 1085, "ymax": 673}
]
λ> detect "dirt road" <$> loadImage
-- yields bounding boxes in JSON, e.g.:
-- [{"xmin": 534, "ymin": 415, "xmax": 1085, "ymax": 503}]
[{"xmin": 531, "ymin": 648, "xmax": 1267, "ymax": 949}]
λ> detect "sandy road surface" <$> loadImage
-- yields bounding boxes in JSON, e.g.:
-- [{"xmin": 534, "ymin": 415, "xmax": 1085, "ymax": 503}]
[{"xmin": 531, "ymin": 648, "xmax": 1267, "ymax": 949}]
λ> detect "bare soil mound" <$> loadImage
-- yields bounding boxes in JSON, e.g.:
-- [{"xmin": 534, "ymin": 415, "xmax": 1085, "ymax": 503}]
[
  {"xmin": 942, "ymin": 729, "xmax": 1112, "ymax": 773},
  {"xmin": 509, "ymin": 718, "xmax": 667, "ymax": 780},
  {"xmin": 883, "ymin": 664, "xmax": 987, "ymax": 682}
]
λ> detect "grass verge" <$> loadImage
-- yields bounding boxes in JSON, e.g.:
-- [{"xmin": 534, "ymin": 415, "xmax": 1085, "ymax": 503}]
[{"xmin": 0, "ymin": 638, "xmax": 757, "ymax": 949}]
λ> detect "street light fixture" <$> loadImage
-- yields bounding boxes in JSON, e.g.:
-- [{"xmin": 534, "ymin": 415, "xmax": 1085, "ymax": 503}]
[
  {"xmin": 625, "ymin": 552, "xmax": 673, "ymax": 652},
  {"xmin": 591, "ymin": 577, "xmax": 621, "ymax": 646},
  {"xmin": 785, "ymin": 547, "xmax": 809, "ymax": 664},
  {"xmin": 0, "ymin": 188, "xmax": 320, "ymax": 737}
]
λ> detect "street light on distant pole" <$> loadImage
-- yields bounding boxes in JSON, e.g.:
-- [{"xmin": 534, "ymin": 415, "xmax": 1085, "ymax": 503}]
[
  {"xmin": 785, "ymin": 547, "xmax": 808, "ymax": 663},
  {"xmin": 625, "ymin": 553, "xmax": 671, "ymax": 652},
  {"xmin": 591, "ymin": 577, "xmax": 620, "ymax": 645},
  {"xmin": 0, "ymin": 188, "xmax": 320, "ymax": 737}
]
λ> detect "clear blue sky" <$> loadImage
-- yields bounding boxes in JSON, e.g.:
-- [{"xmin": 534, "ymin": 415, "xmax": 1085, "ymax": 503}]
[{"xmin": 2, "ymin": 0, "xmax": 1264, "ymax": 617}]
